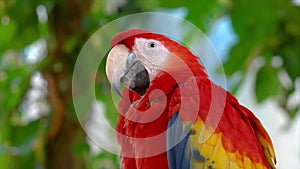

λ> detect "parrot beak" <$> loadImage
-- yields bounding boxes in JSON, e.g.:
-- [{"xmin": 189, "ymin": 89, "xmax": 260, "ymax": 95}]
[{"xmin": 106, "ymin": 44, "xmax": 150, "ymax": 96}]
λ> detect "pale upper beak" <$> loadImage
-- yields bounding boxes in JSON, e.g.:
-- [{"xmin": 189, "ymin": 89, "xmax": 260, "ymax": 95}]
[{"xmin": 106, "ymin": 44, "xmax": 150, "ymax": 96}]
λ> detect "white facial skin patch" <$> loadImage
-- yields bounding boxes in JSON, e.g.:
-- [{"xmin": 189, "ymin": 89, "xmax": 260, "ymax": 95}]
[{"xmin": 133, "ymin": 38, "xmax": 170, "ymax": 80}]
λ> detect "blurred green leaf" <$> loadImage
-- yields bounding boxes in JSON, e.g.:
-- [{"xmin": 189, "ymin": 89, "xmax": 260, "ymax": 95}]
[
  {"xmin": 289, "ymin": 107, "xmax": 299, "ymax": 119},
  {"xmin": 92, "ymin": 151, "xmax": 119, "ymax": 169},
  {"xmin": 0, "ymin": 66, "xmax": 32, "ymax": 114},
  {"xmin": 13, "ymin": 152, "xmax": 36, "ymax": 169},
  {"xmin": 72, "ymin": 140, "xmax": 90, "ymax": 155},
  {"xmin": 0, "ymin": 20, "xmax": 17, "ymax": 53},
  {"xmin": 11, "ymin": 120, "xmax": 40, "ymax": 147},
  {"xmin": 255, "ymin": 63, "xmax": 281, "ymax": 102},
  {"xmin": 280, "ymin": 41, "xmax": 300, "ymax": 81},
  {"xmin": 284, "ymin": 3, "xmax": 300, "ymax": 36},
  {"xmin": 223, "ymin": 41, "xmax": 255, "ymax": 75},
  {"xmin": 230, "ymin": 0, "xmax": 282, "ymax": 42}
]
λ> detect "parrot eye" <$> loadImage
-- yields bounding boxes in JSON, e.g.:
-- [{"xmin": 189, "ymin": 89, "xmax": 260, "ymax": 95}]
[{"xmin": 148, "ymin": 41, "xmax": 156, "ymax": 48}]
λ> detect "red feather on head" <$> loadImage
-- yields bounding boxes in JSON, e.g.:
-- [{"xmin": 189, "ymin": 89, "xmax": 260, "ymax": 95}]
[{"xmin": 110, "ymin": 29, "xmax": 152, "ymax": 48}]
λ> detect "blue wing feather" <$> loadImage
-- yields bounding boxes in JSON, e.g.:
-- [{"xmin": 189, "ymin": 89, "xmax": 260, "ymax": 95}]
[{"xmin": 167, "ymin": 112, "xmax": 191, "ymax": 169}]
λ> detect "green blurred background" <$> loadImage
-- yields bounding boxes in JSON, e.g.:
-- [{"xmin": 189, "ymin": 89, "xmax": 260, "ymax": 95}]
[{"xmin": 0, "ymin": 0, "xmax": 300, "ymax": 169}]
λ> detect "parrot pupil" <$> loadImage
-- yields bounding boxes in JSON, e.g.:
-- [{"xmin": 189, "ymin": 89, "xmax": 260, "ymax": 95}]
[{"xmin": 148, "ymin": 42, "xmax": 155, "ymax": 48}]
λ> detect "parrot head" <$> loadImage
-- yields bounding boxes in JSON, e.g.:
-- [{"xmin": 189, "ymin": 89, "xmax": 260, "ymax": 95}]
[{"xmin": 106, "ymin": 29, "xmax": 207, "ymax": 96}]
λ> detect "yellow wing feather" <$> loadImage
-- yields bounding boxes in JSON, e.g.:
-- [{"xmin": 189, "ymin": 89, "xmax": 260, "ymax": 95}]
[{"xmin": 187, "ymin": 117, "xmax": 271, "ymax": 169}]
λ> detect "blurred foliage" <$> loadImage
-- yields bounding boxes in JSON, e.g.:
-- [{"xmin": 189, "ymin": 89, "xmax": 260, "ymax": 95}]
[
  {"xmin": 0, "ymin": 0, "xmax": 299, "ymax": 168},
  {"xmin": 226, "ymin": 0, "xmax": 300, "ymax": 118}
]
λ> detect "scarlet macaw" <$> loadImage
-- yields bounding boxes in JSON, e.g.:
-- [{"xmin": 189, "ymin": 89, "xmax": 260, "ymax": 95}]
[{"xmin": 105, "ymin": 29, "xmax": 276, "ymax": 169}]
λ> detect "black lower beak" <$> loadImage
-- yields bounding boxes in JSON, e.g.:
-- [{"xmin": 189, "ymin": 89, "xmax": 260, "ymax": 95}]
[
  {"xmin": 111, "ymin": 53, "xmax": 150, "ymax": 97},
  {"xmin": 120, "ymin": 60, "xmax": 150, "ymax": 96}
]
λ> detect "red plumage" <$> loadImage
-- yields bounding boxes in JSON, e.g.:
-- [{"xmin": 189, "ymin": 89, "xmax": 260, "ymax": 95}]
[{"xmin": 108, "ymin": 29, "xmax": 276, "ymax": 169}]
